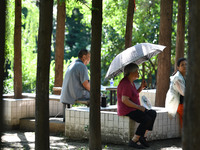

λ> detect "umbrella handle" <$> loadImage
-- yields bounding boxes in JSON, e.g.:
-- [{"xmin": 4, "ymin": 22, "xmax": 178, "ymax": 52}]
[{"xmin": 139, "ymin": 70, "xmax": 143, "ymax": 79}]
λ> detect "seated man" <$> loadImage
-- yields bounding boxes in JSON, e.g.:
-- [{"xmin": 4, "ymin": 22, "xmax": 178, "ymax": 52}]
[{"xmin": 60, "ymin": 49, "xmax": 90, "ymax": 120}]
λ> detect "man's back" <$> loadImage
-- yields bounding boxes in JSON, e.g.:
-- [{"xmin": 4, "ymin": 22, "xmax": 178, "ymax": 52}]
[{"xmin": 60, "ymin": 59, "xmax": 89, "ymax": 104}]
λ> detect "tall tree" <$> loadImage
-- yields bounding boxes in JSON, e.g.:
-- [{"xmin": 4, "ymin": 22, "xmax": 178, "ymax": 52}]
[
  {"xmin": 35, "ymin": 0, "xmax": 53, "ymax": 149},
  {"xmin": 65, "ymin": 8, "xmax": 91, "ymax": 59},
  {"xmin": 89, "ymin": 0, "xmax": 103, "ymax": 149},
  {"xmin": 155, "ymin": 0, "xmax": 173, "ymax": 107},
  {"xmin": 174, "ymin": 0, "xmax": 186, "ymax": 70},
  {"xmin": 183, "ymin": 0, "xmax": 200, "ymax": 149},
  {"xmin": 14, "ymin": 0, "xmax": 22, "ymax": 98},
  {"xmin": 125, "ymin": 0, "xmax": 135, "ymax": 49},
  {"xmin": 0, "ymin": 0, "xmax": 6, "ymax": 147},
  {"xmin": 54, "ymin": 0, "xmax": 66, "ymax": 88}
]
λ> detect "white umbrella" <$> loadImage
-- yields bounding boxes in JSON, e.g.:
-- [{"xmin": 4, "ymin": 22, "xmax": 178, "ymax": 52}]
[{"xmin": 105, "ymin": 43, "xmax": 166, "ymax": 79}]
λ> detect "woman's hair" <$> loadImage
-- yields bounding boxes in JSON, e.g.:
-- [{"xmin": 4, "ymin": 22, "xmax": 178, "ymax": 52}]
[
  {"xmin": 177, "ymin": 57, "xmax": 186, "ymax": 67},
  {"xmin": 172, "ymin": 57, "xmax": 186, "ymax": 75},
  {"xmin": 124, "ymin": 63, "xmax": 139, "ymax": 77},
  {"xmin": 78, "ymin": 49, "xmax": 90, "ymax": 59}
]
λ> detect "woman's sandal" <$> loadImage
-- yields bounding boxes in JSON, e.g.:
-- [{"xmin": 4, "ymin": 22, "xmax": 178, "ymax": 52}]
[
  {"xmin": 128, "ymin": 140, "xmax": 146, "ymax": 149},
  {"xmin": 139, "ymin": 136, "xmax": 150, "ymax": 147}
]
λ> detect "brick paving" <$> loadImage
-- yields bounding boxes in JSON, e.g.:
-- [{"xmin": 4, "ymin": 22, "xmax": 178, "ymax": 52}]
[{"xmin": 1, "ymin": 130, "xmax": 182, "ymax": 150}]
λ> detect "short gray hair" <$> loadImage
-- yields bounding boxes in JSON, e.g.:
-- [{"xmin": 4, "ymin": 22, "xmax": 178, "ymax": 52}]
[{"xmin": 124, "ymin": 63, "xmax": 139, "ymax": 77}]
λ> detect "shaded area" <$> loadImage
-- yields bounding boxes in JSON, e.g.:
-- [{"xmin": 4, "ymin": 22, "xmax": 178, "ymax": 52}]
[
  {"xmin": 1, "ymin": 130, "xmax": 182, "ymax": 150},
  {"xmin": 0, "ymin": 0, "xmax": 6, "ymax": 148}
]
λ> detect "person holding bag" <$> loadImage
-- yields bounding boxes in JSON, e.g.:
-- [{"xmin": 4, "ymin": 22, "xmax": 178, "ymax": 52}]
[{"xmin": 165, "ymin": 58, "xmax": 187, "ymax": 128}]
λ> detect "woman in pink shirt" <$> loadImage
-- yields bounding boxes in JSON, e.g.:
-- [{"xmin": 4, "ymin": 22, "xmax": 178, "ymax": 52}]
[{"xmin": 117, "ymin": 63, "xmax": 157, "ymax": 149}]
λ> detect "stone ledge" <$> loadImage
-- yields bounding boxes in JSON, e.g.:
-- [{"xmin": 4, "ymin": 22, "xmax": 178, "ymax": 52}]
[
  {"xmin": 19, "ymin": 117, "xmax": 65, "ymax": 133},
  {"xmin": 3, "ymin": 94, "xmax": 63, "ymax": 128},
  {"xmin": 65, "ymin": 105, "xmax": 181, "ymax": 144}
]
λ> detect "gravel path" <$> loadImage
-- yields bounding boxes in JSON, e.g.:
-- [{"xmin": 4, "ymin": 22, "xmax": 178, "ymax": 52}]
[{"xmin": 1, "ymin": 130, "xmax": 182, "ymax": 150}]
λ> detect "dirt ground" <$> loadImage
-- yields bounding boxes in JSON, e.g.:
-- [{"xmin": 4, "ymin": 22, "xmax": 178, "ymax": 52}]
[{"xmin": 1, "ymin": 130, "xmax": 182, "ymax": 150}]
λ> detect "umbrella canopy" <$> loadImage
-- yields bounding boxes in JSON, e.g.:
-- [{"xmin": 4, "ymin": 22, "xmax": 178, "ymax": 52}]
[{"xmin": 105, "ymin": 43, "xmax": 166, "ymax": 79}]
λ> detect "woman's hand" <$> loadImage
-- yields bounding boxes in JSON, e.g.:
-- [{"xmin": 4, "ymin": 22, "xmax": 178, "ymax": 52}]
[
  {"xmin": 137, "ymin": 80, "xmax": 147, "ymax": 93},
  {"xmin": 138, "ymin": 105, "xmax": 146, "ymax": 112},
  {"xmin": 141, "ymin": 80, "xmax": 147, "ymax": 89},
  {"xmin": 122, "ymin": 96, "xmax": 147, "ymax": 112}
]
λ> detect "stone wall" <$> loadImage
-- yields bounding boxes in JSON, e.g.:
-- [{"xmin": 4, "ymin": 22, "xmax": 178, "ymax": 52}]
[
  {"xmin": 65, "ymin": 106, "xmax": 181, "ymax": 144},
  {"xmin": 3, "ymin": 93, "xmax": 63, "ymax": 129}
]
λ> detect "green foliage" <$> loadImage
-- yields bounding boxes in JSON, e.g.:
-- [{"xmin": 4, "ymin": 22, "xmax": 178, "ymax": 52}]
[
  {"xmin": 65, "ymin": 8, "xmax": 91, "ymax": 58},
  {"xmin": 4, "ymin": 0, "xmax": 189, "ymax": 94},
  {"xmin": 103, "ymin": 0, "xmax": 128, "ymax": 36},
  {"xmin": 49, "ymin": 60, "xmax": 55, "ymax": 94},
  {"xmin": 101, "ymin": 25, "xmax": 125, "ymax": 85},
  {"xmin": 21, "ymin": 1, "xmax": 39, "ymax": 93},
  {"xmin": 4, "ymin": 0, "xmax": 15, "ymax": 94},
  {"xmin": 4, "ymin": 1, "xmax": 39, "ymax": 93},
  {"xmin": 5, "ymin": 0, "xmax": 15, "ymax": 67},
  {"xmin": 3, "ymin": 70, "xmax": 13, "ymax": 94},
  {"xmin": 101, "ymin": 0, "xmax": 162, "ymax": 86}
]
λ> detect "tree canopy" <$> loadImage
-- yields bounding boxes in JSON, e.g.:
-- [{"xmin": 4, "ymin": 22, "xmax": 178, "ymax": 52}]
[{"xmin": 4, "ymin": 0, "xmax": 189, "ymax": 94}]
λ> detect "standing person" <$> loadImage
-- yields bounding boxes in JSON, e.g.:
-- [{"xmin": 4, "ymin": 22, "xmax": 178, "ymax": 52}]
[
  {"xmin": 60, "ymin": 49, "xmax": 90, "ymax": 121},
  {"xmin": 165, "ymin": 58, "xmax": 187, "ymax": 128},
  {"xmin": 117, "ymin": 63, "xmax": 157, "ymax": 149}
]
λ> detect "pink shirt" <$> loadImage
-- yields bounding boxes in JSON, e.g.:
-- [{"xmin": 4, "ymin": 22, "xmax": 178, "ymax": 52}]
[{"xmin": 117, "ymin": 77, "xmax": 140, "ymax": 116}]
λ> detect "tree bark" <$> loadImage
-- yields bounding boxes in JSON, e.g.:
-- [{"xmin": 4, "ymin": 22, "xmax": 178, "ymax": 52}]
[
  {"xmin": 35, "ymin": 0, "xmax": 53, "ymax": 149},
  {"xmin": 14, "ymin": 0, "xmax": 22, "ymax": 99},
  {"xmin": 89, "ymin": 0, "xmax": 102, "ymax": 149},
  {"xmin": 125, "ymin": 0, "xmax": 135, "ymax": 49},
  {"xmin": 155, "ymin": 0, "xmax": 173, "ymax": 107},
  {"xmin": 183, "ymin": 0, "xmax": 200, "ymax": 149},
  {"xmin": 0, "ymin": 0, "xmax": 6, "ymax": 147},
  {"xmin": 174, "ymin": 0, "xmax": 186, "ymax": 70},
  {"xmin": 54, "ymin": 0, "xmax": 66, "ymax": 88}
]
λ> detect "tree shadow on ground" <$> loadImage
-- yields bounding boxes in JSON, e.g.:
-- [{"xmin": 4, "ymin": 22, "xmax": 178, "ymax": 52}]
[{"xmin": 1, "ymin": 131, "xmax": 182, "ymax": 150}]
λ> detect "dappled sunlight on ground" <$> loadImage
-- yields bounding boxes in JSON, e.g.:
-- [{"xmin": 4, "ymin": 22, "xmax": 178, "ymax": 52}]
[{"xmin": 1, "ymin": 130, "xmax": 182, "ymax": 150}]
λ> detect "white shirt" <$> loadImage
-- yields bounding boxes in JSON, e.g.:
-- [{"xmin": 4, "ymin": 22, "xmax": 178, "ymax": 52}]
[{"xmin": 165, "ymin": 71, "xmax": 185, "ymax": 118}]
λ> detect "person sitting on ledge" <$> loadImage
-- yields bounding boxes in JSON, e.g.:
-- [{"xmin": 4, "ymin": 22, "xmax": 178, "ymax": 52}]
[
  {"xmin": 165, "ymin": 57, "xmax": 187, "ymax": 128},
  {"xmin": 60, "ymin": 49, "xmax": 90, "ymax": 121},
  {"xmin": 117, "ymin": 63, "xmax": 157, "ymax": 149}
]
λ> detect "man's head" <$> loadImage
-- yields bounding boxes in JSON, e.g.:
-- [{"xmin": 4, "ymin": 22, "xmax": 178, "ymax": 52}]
[{"xmin": 78, "ymin": 49, "xmax": 90, "ymax": 65}]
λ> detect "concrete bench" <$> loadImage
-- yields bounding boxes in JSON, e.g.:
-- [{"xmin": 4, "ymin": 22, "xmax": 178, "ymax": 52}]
[
  {"xmin": 49, "ymin": 94, "xmax": 90, "ymax": 122},
  {"xmin": 2, "ymin": 93, "xmax": 89, "ymax": 128},
  {"xmin": 49, "ymin": 94, "xmax": 89, "ymax": 106},
  {"xmin": 64, "ymin": 106, "xmax": 181, "ymax": 144}
]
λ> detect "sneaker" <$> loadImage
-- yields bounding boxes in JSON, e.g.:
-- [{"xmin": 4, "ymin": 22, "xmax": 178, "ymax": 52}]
[
  {"xmin": 128, "ymin": 140, "xmax": 146, "ymax": 149},
  {"xmin": 139, "ymin": 137, "xmax": 150, "ymax": 147}
]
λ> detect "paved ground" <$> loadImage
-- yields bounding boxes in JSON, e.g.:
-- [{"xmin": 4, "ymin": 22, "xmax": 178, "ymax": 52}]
[{"xmin": 1, "ymin": 130, "xmax": 182, "ymax": 150}]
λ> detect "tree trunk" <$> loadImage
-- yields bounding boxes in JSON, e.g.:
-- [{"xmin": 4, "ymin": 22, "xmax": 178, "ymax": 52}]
[
  {"xmin": 174, "ymin": 0, "xmax": 186, "ymax": 71},
  {"xmin": 155, "ymin": 0, "xmax": 173, "ymax": 107},
  {"xmin": 125, "ymin": 0, "xmax": 135, "ymax": 49},
  {"xmin": 54, "ymin": 0, "xmax": 66, "ymax": 88},
  {"xmin": 89, "ymin": 0, "xmax": 102, "ymax": 149},
  {"xmin": 35, "ymin": 0, "xmax": 53, "ymax": 149},
  {"xmin": 183, "ymin": 0, "xmax": 200, "ymax": 149},
  {"xmin": 14, "ymin": 0, "xmax": 22, "ymax": 99},
  {"xmin": 0, "ymin": 0, "xmax": 6, "ymax": 147}
]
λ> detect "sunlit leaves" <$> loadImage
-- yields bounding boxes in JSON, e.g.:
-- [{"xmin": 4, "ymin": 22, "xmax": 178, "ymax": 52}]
[{"xmin": 4, "ymin": 0, "xmax": 189, "ymax": 93}]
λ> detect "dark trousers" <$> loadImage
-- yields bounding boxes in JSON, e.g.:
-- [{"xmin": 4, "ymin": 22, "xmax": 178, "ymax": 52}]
[{"xmin": 126, "ymin": 109, "xmax": 157, "ymax": 137}]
